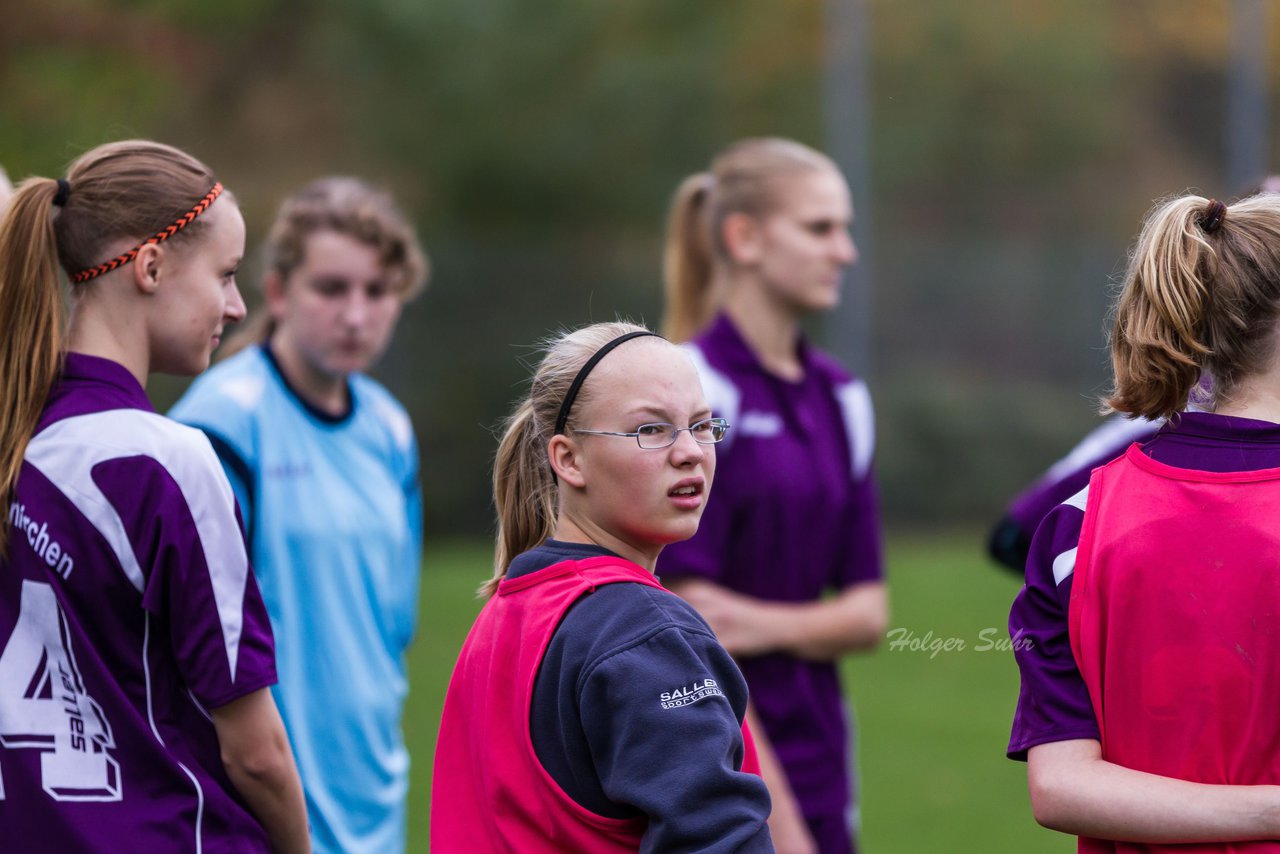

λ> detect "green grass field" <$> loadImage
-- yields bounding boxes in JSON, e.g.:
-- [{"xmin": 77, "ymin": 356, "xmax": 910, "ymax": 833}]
[{"xmin": 404, "ymin": 531, "xmax": 1074, "ymax": 853}]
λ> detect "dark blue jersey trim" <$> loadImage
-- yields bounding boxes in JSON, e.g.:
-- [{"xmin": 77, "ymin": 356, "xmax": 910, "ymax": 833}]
[{"xmin": 260, "ymin": 341, "xmax": 355, "ymax": 426}]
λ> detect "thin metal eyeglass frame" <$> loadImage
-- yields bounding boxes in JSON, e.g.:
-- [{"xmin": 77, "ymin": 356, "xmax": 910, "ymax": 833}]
[{"xmin": 572, "ymin": 418, "xmax": 730, "ymax": 449}]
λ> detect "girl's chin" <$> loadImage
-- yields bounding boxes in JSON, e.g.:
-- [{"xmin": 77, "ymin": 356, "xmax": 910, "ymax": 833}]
[{"xmin": 654, "ymin": 520, "xmax": 703, "ymax": 546}]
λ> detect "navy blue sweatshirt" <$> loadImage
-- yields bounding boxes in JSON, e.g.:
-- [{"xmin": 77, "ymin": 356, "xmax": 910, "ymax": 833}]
[{"xmin": 510, "ymin": 540, "xmax": 774, "ymax": 852}]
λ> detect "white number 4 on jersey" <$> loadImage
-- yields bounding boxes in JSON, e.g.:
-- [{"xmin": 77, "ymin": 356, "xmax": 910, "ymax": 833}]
[{"xmin": 0, "ymin": 579, "xmax": 121, "ymax": 801}]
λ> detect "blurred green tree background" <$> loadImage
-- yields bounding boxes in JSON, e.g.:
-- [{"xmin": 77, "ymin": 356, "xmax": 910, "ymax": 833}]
[{"xmin": 3, "ymin": 0, "xmax": 1268, "ymax": 537}]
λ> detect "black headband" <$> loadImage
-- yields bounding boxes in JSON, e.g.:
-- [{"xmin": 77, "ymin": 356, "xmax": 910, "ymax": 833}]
[{"xmin": 554, "ymin": 331, "xmax": 660, "ymax": 435}]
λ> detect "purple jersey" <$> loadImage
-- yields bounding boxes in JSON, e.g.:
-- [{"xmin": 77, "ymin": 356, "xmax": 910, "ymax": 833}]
[
  {"xmin": 0, "ymin": 354, "xmax": 277, "ymax": 851},
  {"xmin": 989, "ymin": 415, "xmax": 1161, "ymax": 572},
  {"xmin": 1009, "ymin": 411, "xmax": 1280, "ymax": 758},
  {"xmin": 1005, "ymin": 416, "xmax": 1161, "ymax": 536},
  {"xmin": 657, "ymin": 313, "xmax": 885, "ymax": 820}
]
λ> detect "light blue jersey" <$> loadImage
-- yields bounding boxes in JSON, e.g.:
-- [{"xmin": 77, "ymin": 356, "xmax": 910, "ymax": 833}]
[{"xmin": 170, "ymin": 344, "xmax": 422, "ymax": 854}]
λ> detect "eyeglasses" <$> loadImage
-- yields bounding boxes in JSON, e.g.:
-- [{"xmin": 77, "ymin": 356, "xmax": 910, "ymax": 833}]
[{"xmin": 573, "ymin": 418, "xmax": 730, "ymax": 450}]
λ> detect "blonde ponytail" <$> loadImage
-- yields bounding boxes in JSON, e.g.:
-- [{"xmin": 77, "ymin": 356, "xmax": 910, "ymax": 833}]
[
  {"xmin": 482, "ymin": 321, "xmax": 651, "ymax": 597},
  {"xmin": 661, "ymin": 173, "xmax": 718, "ymax": 343},
  {"xmin": 487, "ymin": 398, "xmax": 557, "ymax": 597},
  {"xmin": 0, "ymin": 180, "xmax": 67, "ymax": 557},
  {"xmin": 1109, "ymin": 193, "xmax": 1280, "ymax": 418}
]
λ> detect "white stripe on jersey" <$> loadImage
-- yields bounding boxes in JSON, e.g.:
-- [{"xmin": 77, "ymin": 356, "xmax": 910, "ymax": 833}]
[
  {"xmin": 25, "ymin": 409, "xmax": 250, "ymax": 680},
  {"xmin": 1042, "ymin": 416, "xmax": 1160, "ymax": 483},
  {"xmin": 1051, "ymin": 485, "xmax": 1091, "ymax": 586},
  {"xmin": 1053, "ymin": 547, "xmax": 1078, "ymax": 587},
  {"xmin": 835, "ymin": 379, "xmax": 875, "ymax": 481},
  {"xmin": 681, "ymin": 343, "xmax": 742, "ymax": 450},
  {"xmin": 177, "ymin": 761, "xmax": 206, "ymax": 854},
  {"xmin": 144, "ymin": 613, "xmax": 206, "ymax": 853},
  {"xmin": 1063, "ymin": 484, "xmax": 1090, "ymax": 512}
]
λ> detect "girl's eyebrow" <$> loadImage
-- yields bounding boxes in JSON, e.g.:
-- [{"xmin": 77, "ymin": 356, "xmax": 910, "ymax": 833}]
[
  {"xmin": 622, "ymin": 404, "xmax": 668, "ymax": 418},
  {"xmin": 622, "ymin": 404, "xmax": 713, "ymax": 420}
]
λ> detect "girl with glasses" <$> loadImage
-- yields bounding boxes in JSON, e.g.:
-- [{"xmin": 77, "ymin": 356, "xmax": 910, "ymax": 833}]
[
  {"xmin": 1010, "ymin": 193, "xmax": 1280, "ymax": 848},
  {"xmin": 0, "ymin": 141, "xmax": 308, "ymax": 852},
  {"xmin": 432, "ymin": 321, "xmax": 772, "ymax": 852},
  {"xmin": 658, "ymin": 137, "xmax": 887, "ymax": 854}
]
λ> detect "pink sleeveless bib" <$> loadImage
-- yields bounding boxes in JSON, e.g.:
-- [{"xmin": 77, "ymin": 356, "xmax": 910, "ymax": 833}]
[
  {"xmin": 1070, "ymin": 445, "xmax": 1280, "ymax": 853},
  {"xmin": 431, "ymin": 556, "xmax": 760, "ymax": 852}
]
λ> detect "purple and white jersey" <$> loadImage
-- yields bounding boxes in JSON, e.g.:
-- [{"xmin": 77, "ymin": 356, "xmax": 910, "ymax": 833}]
[
  {"xmin": 0, "ymin": 353, "xmax": 277, "ymax": 851},
  {"xmin": 657, "ymin": 313, "xmax": 884, "ymax": 819},
  {"xmin": 1004, "ymin": 416, "xmax": 1161, "ymax": 538},
  {"xmin": 989, "ymin": 415, "xmax": 1162, "ymax": 572},
  {"xmin": 1008, "ymin": 411, "xmax": 1280, "ymax": 759}
]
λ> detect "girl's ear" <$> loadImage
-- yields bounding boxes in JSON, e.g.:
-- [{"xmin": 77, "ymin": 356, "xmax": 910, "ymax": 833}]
[
  {"xmin": 133, "ymin": 243, "xmax": 163, "ymax": 295},
  {"xmin": 264, "ymin": 270, "xmax": 289, "ymax": 321},
  {"xmin": 548, "ymin": 434, "xmax": 587, "ymax": 489},
  {"xmin": 721, "ymin": 211, "xmax": 764, "ymax": 266}
]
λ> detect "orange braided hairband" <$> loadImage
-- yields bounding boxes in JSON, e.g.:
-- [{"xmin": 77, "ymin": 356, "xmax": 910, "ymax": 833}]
[{"xmin": 70, "ymin": 183, "xmax": 224, "ymax": 284}]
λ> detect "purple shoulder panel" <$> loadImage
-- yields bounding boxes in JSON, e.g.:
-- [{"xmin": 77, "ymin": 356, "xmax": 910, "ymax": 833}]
[{"xmin": 1008, "ymin": 498, "xmax": 1100, "ymax": 759}]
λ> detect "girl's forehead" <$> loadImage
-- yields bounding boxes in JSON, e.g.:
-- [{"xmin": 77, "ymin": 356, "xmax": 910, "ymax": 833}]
[
  {"xmin": 774, "ymin": 169, "xmax": 849, "ymax": 214},
  {"xmin": 589, "ymin": 338, "xmax": 681, "ymax": 381},
  {"xmin": 580, "ymin": 342, "xmax": 704, "ymax": 412}
]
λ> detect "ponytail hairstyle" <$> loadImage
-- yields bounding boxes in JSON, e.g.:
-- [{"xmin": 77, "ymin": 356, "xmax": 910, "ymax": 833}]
[
  {"xmin": 661, "ymin": 137, "xmax": 839, "ymax": 343},
  {"xmin": 220, "ymin": 176, "xmax": 429, "ymax": 359},
  {"xmin": 0, "ymin": 140, "xmax": 220, "ymax": 557},
  {"xmin": 1108, "ymin": 193, "xmax": 1280, "ymax": 419},
  {"xmin": 484, "ymin": 320, "xmax": 652, "ymax": 597}
]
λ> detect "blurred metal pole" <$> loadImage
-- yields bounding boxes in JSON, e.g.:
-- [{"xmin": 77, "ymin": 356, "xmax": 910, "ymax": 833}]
[
  {"xmin": 1227, "ymin": 0, "xmax": 1270, "ymax": 194},
  {"xmin": 822, "ymin": 0, "xmax": 874, "ymax": 378}
]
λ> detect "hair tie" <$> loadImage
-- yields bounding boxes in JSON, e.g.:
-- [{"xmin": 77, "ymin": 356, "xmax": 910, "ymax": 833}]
[
  {"xmin": 554, "ymin": 331, "xmax": 661, "ymax": 436},
  {"xmin": 70, "ymin": 182, "xmax": 223, "ymax": 284},
  {"xmin": 52, "ymin": 179, "xmax": 70, "ymax": 208},
  {"xmin": 1200, "ymin": 199, "xmax": 1227, "ymax": 234}
]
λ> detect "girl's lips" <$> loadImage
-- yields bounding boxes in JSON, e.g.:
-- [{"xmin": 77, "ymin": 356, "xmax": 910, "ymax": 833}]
[
  {"xmin": 668, "ymin": 479, "xmax": 705, "ymax": 510},
  {"xmin": 668, "ymin": 478, "xmax": 704, "ymax": 497}
]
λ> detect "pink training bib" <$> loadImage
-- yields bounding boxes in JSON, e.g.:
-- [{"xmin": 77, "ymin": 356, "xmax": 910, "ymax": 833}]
[
  {"xmin": 1070, "ymin": 445, "xmax": 1280, "ymax": 853},
  {"xmin": 432, "ymin": 556, "xmax": 760, "ymax": 853}
]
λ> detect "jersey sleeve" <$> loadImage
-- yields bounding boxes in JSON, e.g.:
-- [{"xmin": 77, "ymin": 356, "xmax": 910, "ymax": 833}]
[
  {"xmin": 100, "ymin": 436, "xmax": 276, "ymax": 709},
  {"xmin": 201, "ymin": 434, "xmax": 254, "ymax": 538},
  {"xmin": 823, "ymin": 374, "xmax": 885, "ymax": 589},
  {"xmin": 578, "ymin": 621, "xmax": 772, "ymax": 852},
  {"xmin": 399, "ymin": 433, "xmax": 425, "ymax": 649},
  {"xmin": 169, "ymin": 368, "xmax": 261, "ymax": 539},
  {"xmin": 992, "ymin": 415, "xmax": 1162, "ymax": 572},
  {"xmin": 835, "ymin": 460, "xmax": 885, "ymax": 588},
  {"xmin": 1007, "ymin": 494, "xmax": 1099, "ymax": 759},
  {"xmin": 403, "ymin": 429, "xmax": 424, "ymax": 561}
]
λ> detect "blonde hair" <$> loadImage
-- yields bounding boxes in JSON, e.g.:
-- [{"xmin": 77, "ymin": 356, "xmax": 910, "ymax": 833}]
[
  {"xmin": 484, "ymin": 320, "xmax": 652, "ymax": 597},
  {"xmin": 0, "ymin": 140, "xmax": 221, "ymax": 557},
  {"xmin": 1108, "ymin": 193, "xmax": 1280, "ymax": 419},
  {"xmin": 221, "ymin": 176, "xmax": 429, "ymax": 358},
  {"xmin": 661, "ymin": 137, "xmax": 839, "ymax": 342}
]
